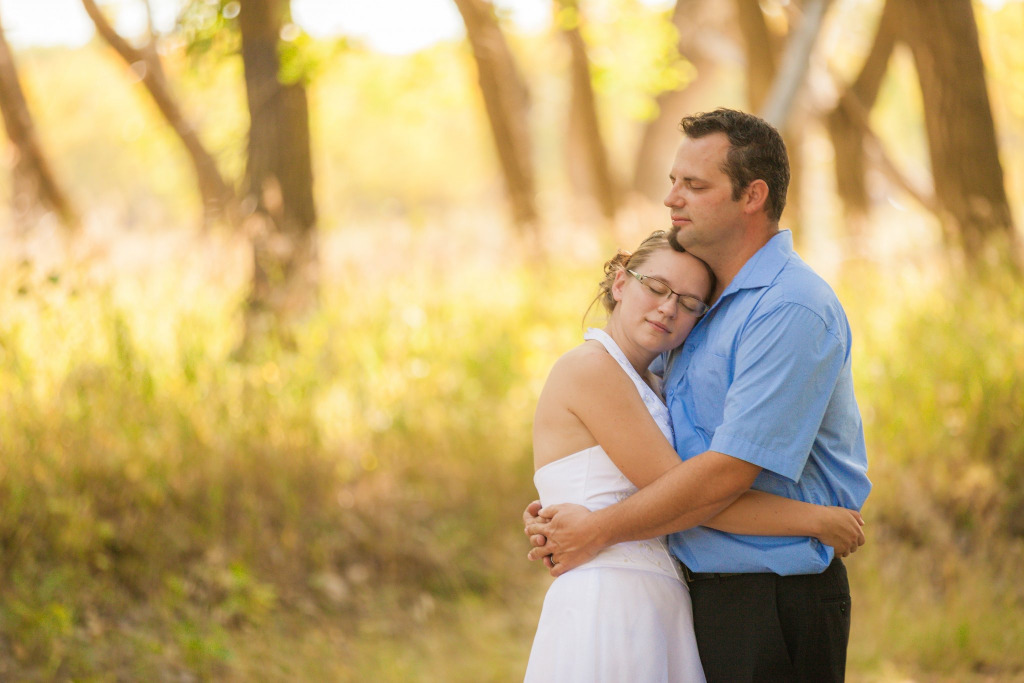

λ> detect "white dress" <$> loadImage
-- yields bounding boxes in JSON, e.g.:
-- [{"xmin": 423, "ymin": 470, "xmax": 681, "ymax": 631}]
[{"xmin": 524, "ymin": 329, "xmax": 706, "ymax": 683}]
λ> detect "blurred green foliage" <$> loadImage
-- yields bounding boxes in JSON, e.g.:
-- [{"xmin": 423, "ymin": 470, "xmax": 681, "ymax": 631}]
[
  {"xmin": 0, "ymin": 243, "xmax": 571, "ymax": 676},
  {"xmin": 1, "ymin": 0, "xmax": 1023, "ymax": 679},
  {"xmin": 853, "ymin": 261, "xmax": 1024, "ymax": 541},
  {"xmin": 839, "ymin": 256, "xmax": 1024, "ymax": 679},
  {"xmin": 1, "ymin": 235, "xmax": 1022, "ymax": 679}
]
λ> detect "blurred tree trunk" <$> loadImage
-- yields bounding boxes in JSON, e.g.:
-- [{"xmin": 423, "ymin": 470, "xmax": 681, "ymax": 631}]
[
  {"xmin": 734, "ymin": 0, "xmax": 804, "ymax": 235},
  {"xmin": 0, "ymin": 13, "xmax": 77, "ymax": 230},
  {"xmin": 891, "ymin": 0, "xmax": 1017, "ymax": 262},
  {"xmin": 757, "ymin": 0, "xmax": 830, "ymax": 128},
  {"xmin": 734, "ymin": 0, "xmax": 778, "ymax": 112},
  {"xmin": 238, "ymin": 0, "xmax": 317, "ymax": 343},
  {"xmin": 453, "ymin": 0, "xmax": 539, "ymax": 240},
  {"xmin": 82, "ymin": 0, "xmax": 236, "ymax": 226},
  {"xmin": 825, "ymin": 0, "xmax": 897, "ymax": 234},
  {"xmin": 556, "ymin": 0, "xmax": 617, "ymax": 222},
  {"xmin": 632, "ymin": 0, "xmax": 732, "ymax": 202}
]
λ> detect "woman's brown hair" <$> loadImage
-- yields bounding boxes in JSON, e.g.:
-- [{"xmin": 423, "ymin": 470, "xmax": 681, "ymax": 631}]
[{"xmin": 584, "ymin": 230, "xmax": 716, "ymax": 323}]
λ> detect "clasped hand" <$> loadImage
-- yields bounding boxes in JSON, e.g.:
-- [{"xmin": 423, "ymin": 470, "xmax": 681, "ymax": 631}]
[
  {"xmin": 522, "ymin": 500, "xmax": 601, "ymax": 577},
  {"xmin": 523, "ymin": 500, "xmax": 867, "ymax": 574},
  {"xmin": 819, "ymin": 506, "xmax": 866, "ymax": 558}
]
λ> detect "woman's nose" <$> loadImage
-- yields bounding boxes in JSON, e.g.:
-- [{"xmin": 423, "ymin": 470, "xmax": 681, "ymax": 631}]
[{"xmin": 658, "ymin": 295, "xmax": 678, "ymax": 317}]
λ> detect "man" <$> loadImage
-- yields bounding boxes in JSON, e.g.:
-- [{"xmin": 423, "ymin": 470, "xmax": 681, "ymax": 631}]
[{"xmin": 524, "ymin": 108, "xmax": 870, "ymax": 682}]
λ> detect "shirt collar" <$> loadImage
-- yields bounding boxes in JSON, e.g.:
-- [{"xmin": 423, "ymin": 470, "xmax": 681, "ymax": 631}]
[{"xmin": 720, "ymin": 229, "xmax": 793, "ymax": 298}]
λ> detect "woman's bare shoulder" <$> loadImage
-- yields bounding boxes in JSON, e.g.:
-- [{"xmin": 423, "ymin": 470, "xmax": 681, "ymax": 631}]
[
  {"xmin": 546, "ymin": 340, "xmax": 618, "ymax": 380},
  {"xmin": 543, "ymin": 340, "xmax": 631, "ymax": 397}
]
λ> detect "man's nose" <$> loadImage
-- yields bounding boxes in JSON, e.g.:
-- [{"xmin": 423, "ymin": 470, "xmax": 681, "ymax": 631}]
[{"xmin": 664, "ymin": 184, "xmax": 683, "ymax": 208}]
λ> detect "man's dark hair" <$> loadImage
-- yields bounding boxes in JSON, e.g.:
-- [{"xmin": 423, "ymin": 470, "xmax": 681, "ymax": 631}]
[{"xmin": 680, "ymin": 108, "xmax": 790, "ymax": 222}]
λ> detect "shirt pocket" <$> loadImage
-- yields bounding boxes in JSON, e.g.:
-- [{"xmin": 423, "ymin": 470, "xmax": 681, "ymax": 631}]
[{"xmin": 682, "ymin": 350, "xmax": 731, "ymax": 435}]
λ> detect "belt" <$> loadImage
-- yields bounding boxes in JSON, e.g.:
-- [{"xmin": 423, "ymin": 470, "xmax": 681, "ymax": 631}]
[{"xmin": 681, "ymin": 564, "xmax": 745, "ymax": 584}]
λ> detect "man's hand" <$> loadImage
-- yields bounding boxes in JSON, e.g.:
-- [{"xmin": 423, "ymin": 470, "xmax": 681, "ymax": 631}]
[
  {"xmin": 524, "ymin": 503, "xmax": 602, "ymax": 577},
  {"xmin": 816, "ymin": 507, "xmax": 866, "ymax": 558}
]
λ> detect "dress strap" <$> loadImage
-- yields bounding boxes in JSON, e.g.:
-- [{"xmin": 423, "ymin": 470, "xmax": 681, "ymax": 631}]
[{"xmin": 583, "ymin": 328, "xmax": 663, "ymax": 409}]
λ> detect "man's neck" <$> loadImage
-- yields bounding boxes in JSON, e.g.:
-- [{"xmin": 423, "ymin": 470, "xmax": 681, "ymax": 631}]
[{"xmin": 709, "ymin": 224, "xmax": 780, "ymax": 300}]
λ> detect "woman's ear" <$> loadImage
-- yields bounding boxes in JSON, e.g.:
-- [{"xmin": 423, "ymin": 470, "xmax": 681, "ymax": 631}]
[{"xmin": 611, "ymin": 268, "xmax": 627, "ymax": 303}]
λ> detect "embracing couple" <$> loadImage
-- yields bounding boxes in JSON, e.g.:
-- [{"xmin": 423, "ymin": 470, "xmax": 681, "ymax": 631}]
[{"xmin": 522, "ymin": 108, "xmax": 871, "ymax": 682}]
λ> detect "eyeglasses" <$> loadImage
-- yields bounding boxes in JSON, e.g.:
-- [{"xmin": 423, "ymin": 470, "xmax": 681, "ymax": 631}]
[{"xmin": 627, "ymin": 269, "xmax": 710, "ymax": 317}]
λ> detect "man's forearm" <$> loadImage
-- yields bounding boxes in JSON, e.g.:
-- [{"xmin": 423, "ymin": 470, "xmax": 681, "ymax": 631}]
[{"xmin": 588, "ymin": 450, "xmax": 759, "ymax": 546}]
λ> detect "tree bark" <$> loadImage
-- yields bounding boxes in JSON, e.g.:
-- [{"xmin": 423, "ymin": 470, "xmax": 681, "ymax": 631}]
[
  {"xmin": 453, "ymin": 0, "xmax": 539, "ymax": 238},
  {"xmin": 734, "ymin": 0, "xmax": 807, "ymax": 234},
  {"xmin": 891, "ymin": 0, "xmax": 1016, "ymax": 261},
  {"xmin": 825, "ymin": 0, "xmax": 897, "ymax": 225},
  {"xmin": 557, "ymin": 0, "xmax": 617, "ymax": 222},
  {"xmin": 82, "ymin": 0, "xmax": 236, "ymax": 225},
  {"xmin": 0, "ymin": 12, "xmax": 77, "ymax": 230},
  {"xmin": 758, "ymin": 0, "xmax": 830, "ymax": 128},
  {"xmin": 237, "ymin": 0, "xmax": 317, "ymax": 342},
  {"xmin": 734, "ymin": 0, "xmax": 778, "ymax": 113}
]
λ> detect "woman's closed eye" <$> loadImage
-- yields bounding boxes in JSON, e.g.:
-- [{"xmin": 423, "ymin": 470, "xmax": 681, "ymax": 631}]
[
  {"xmin": 678, "ymin": 297, "xmax": 706, "ymax": 314},
  {"xmin": 644, "ymin": 280, "xmax": 670, "ymax": 297}
]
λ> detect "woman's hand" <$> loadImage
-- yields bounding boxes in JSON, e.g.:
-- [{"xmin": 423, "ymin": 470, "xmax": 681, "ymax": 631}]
[
  {"xmin": 523, "ymin": 500, "xmax": 554, "ymax": 568},
  {"xmin": 814, "ymin": 506, "xmax": 866, "ymax": 557},
  {"xmin": 525, "ymin": 503, "xmax": 602, "ymax": 577}
]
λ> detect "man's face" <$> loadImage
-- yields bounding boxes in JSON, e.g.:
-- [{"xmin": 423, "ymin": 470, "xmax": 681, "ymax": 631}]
[{"xmin": 663, "ymin": 132, "xmax": 744, "ymax": 258}]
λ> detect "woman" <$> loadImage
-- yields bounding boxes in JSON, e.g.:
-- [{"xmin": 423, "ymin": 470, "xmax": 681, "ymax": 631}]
[{"xmin": 523, "ymin": 231, "xmax": 864, "ymax": 682}]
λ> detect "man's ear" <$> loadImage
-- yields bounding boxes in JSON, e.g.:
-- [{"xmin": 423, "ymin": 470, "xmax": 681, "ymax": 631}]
[{"xmin": 743, "ymin": 179, "xmax": 769, "ymax": 215}]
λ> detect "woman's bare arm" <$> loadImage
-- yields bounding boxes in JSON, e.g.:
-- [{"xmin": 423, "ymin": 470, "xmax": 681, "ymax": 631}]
[
  {"xmin": 703, "ymin": 490, "xmax": 865, "ymax": 555},
  {"xmin": 553, "ymin": 345, "xmax": 683, "ymax": 488}
]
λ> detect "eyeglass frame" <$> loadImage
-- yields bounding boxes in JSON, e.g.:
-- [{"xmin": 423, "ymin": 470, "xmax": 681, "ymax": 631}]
[{"xmin": 626, "ymin": 269, "xmax": 710, "ymax": 317}]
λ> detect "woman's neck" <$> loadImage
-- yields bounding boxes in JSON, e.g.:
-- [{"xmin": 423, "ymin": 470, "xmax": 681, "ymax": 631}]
[{"xmin": 602, "ymin": 318, "xmax": 657, "ymax": 378}]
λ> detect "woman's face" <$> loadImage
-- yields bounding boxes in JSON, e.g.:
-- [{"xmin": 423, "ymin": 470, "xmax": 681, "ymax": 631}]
[{"xmin": 611, "ymin": 248, "xmax": 712, "ymax": 354}]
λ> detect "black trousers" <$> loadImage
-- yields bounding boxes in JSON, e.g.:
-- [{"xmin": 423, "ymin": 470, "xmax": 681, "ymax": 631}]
[{"xmin": 687, "ymin": 558, "xmax": 851, "ymax": 683}]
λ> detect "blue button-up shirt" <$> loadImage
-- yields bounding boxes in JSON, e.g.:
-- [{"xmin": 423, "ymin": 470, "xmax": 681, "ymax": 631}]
[{"xmin": 664, "ymin": 231, "xmax": 871, "ymax": 575}]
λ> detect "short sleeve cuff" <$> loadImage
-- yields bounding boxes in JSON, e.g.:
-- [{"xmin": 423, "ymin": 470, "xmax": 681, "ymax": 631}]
[{"xmin": 709, "ymin": 428, "xmax": 804, "ymax": 482}]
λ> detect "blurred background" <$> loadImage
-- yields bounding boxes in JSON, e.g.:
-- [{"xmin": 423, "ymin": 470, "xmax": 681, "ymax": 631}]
[{"xmin": 0, "ymin": 0, "xmax": 1022, "ymax": 680}]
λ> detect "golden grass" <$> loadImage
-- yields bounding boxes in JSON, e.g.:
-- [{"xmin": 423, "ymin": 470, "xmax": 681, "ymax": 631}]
[{"xmin": 1, "ymin": 218, "xmax": 1022, "ymax": 680}]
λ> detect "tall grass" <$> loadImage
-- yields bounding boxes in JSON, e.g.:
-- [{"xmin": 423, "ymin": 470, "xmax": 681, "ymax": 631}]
[
  {"xmin": 0, "ymin": 231, "xmax": 582, "ymax": 678},
  {"xmin": 842, "ymin": 257, "xmax": 1024, "ymax": 680},
  {"xmin": 1, "ymin": 229, "xmax": 1022, "ymax": 680}
]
